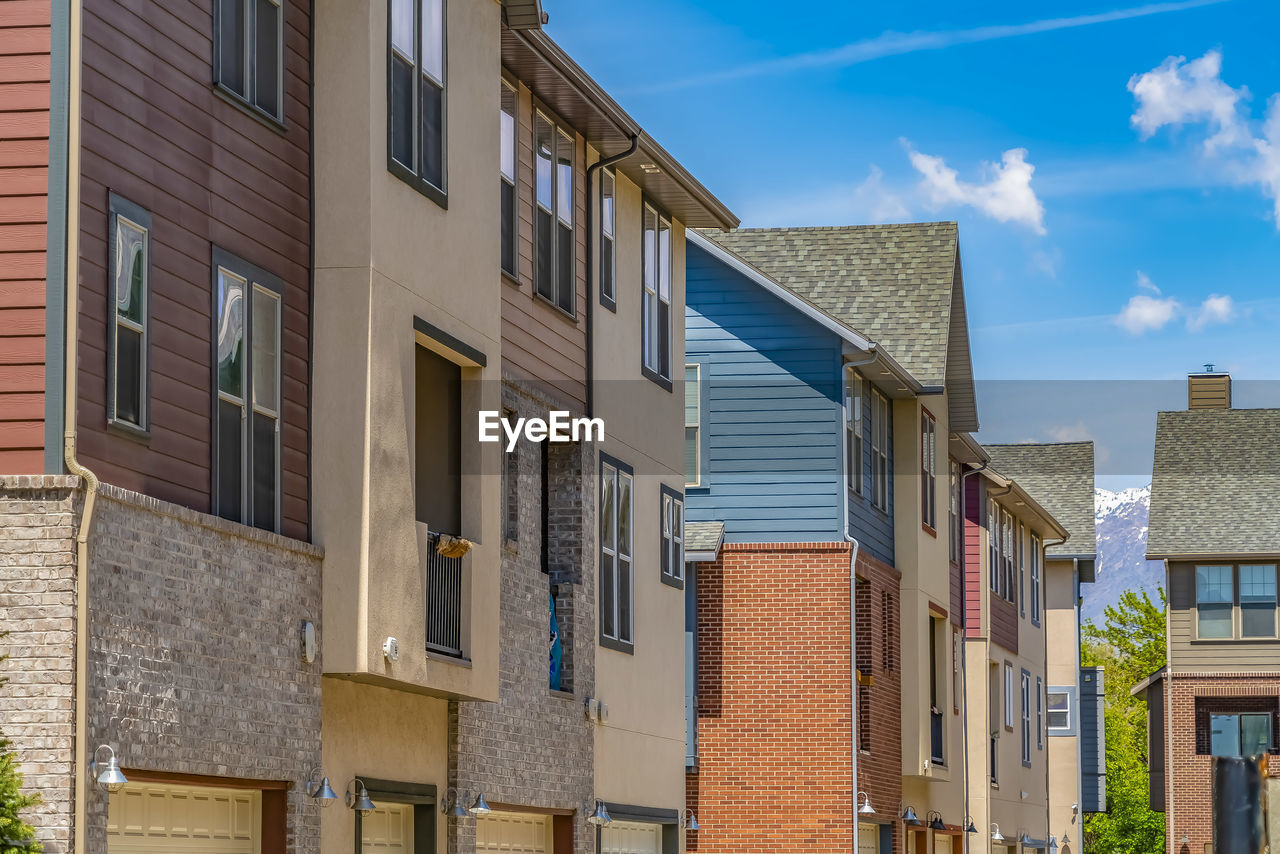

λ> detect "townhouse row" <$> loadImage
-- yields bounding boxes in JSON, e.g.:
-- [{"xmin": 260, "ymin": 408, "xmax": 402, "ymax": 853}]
[{"xmin": 0, "ymin": 1, "xmax": 1104, "ymax": 854}]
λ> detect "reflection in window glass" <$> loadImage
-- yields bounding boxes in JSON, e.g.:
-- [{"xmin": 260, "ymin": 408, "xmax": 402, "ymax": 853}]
[
  {"xmin": 1241, "ymin": 565, "xmax": 1277, "ymax": 638},
  {"xmin": 1197, "ymin": 565, "xmax": 1234, "ymax": 638}
]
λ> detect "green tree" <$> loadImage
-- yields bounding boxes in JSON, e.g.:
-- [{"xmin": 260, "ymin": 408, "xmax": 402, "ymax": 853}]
[
  {"xmin": 1080, "ymin": 588, "xmax": 1167, "ymax": 854},
  {"xmin": 0, "ymin": 637, "xmax": 42, "ymax": 853}
]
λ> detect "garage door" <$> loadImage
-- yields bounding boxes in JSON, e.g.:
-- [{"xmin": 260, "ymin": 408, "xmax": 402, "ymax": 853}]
[
  {"xmin": 107, "ymin": 782, "xmax": 259, "ymax": 854},
  {"xmin": 475, "ymin": 811, "xmax": 551, "ymax": 853},
  {"xmin": 857, "ymin": 823, "xmax": 878, "ymax": 854},
  {"xmin": 361, "ymin": 802, "xmax": 414, "ymax": 853},
  {"xmin": 601, "ymin": 820, "xmax": 661, "ymax": 854}
]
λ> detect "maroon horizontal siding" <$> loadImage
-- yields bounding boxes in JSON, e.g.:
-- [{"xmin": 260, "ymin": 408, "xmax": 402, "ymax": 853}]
[
  {"xmin": 990, "ymin": 594, "xmax": 1018, "ymax": 654},
  {"xmin": 76, "ymin": 0, "xmax": 311, "ymax": 539},
  {"xmin": 964, "ymin": 475, "xmax": 983, "ymax": 637}
]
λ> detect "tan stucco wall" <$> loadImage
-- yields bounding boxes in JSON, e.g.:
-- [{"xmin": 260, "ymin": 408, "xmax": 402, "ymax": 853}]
[
  {"xmin": 1045, "ymin": 559, "xmax": 1082, "ymax": 846},
  {"xmin": 321, "ymin": 678, "xmax": 450, "ymax": 853},
  {"xmin": 312, "ymin": 0, "xmax": 502, "ymax": 701}
]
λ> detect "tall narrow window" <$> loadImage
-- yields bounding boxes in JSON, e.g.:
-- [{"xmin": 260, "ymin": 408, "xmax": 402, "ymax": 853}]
[
  {"xmin": 1004, "ymin": 663, "xmax": 1014, "ymax": 728},
  {"xmin": 599, "ymin": 168, "xmax": 616, "ymax": 307},
  {"xmin": 1002, "ymin": 509, "xmax": 1016, "ymax": 603},
  {"xmin": 1021, "ymin": 670, "xmax": 1032, "ymax": 765},
  {"xmin": 215, "ymin": 0, "xmax": 283, "ymax": 121},
  {"xmin": 499, "ymin": 81, "xmax": 517, "ymax": 276},
  {"xmin": 660, "ymin": 486, "xmax": 684, "ymax": 585},
  {"xmin": 642, "ymin": 203, "xmax": 673, "ymax": 385},
  {"xmin": 1030, "ymin": 533, "xmax": 1042, "ymax": 625},
  {"xmin": 107, "ymin": 194, "xmax": 150, "ymax": 434},
  {"xmin": 921, "ymin": 408, "xmax": 936, "ymax": 529},
  {"xmin": 846, "ymin": 369, "xmax": 864, "ymax": 496},
  {"xmin": 1018, "ymin": 522, "xmax": 1027, "ymax": 617},
  {"xmin": 1241, "ymin": 565, "xmax": 1278, "ymax": 638},
  {"xmin": 948, "ymin": 460, "xmax": 960, "ymax": 562},
  {"xmin": 989, "ymin": 499, "xmax": 1000, "ymax": 593},
  {"xmin": 870, "ymin": 389, "xmax": 890, "ymax": 511},
  {"xmin": 600, "ymin": 456, "xmax": 633, "ymax": 650},
  {"xmin": 685, "ymin": 365, "xmax": 700, "ymax": 486},
  {"xmin": 533, "ymin": 112, "xmax": 574, "ymax": 313},
  {"xmin": 1197, "ymin": 565, "xmax": 1234, "ymax": 639},
  {"xmin": 213, "ymin": 249, "xmax": 283, "ymax": 533},
  {"xmin": 1036, "ymin": 676, "xmax": 1044, "ymax": 749},
  {"xmin": 389, "ymin": 0, "xmax": 446, "ymax": 200}
]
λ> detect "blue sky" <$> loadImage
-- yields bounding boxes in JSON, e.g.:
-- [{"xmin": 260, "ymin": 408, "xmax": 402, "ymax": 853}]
[{"xmin": 547, "ymin": 0, "xmax": 1280, "ymax": 487}]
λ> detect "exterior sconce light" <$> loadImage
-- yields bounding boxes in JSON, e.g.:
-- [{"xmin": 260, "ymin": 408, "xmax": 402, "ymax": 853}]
[
  {"xmin": 91, "ymin": 745, "xmax": 128, "ymax": 793},
  {"xmin": 304, "ymin": 767, "xmax": 337, "ymax": 806},
  {"xmin": 345, "ymin": 778, "xmax": 376, "ymax": 813},
  {"xmin": 469, "ymin": 792, "xmax": 493, "ymax": 816},
  {"xmin": 900, "ymin": 804, "xmax": 921, "ymax": 825},
  {"xmin": 926, "ymin": 810, "xmax": 946, "ymax": 831},
  {"xmin": 441, "ymin": 788, "xmax": 469, "ymax": 817},
  {"xmin": 991, "ymin": 823, "xmax": 1005, "ymax": 844},
  {"xmin": 1180, "ymin": 835, "xmax": 1191, "ymax": 846},
  {"xmin": 681, "ymin": 808, "xmax": 699, "ymax": 831},
  {"xmin": 964, "ymin": 817, "xmax": 977, "ymax": 834},
  {"xmin": 856, "ymin": 791, "xmax": 875, "ymax": 815},
  {"xmin": 1049, "ymin": 835, "xmax": 1059, "ymax": 853},
  {"xmin": 586, "ymin": 800, "xmax": 613, "ymax": 826},
  {"xmin": 1062, "ymin": 832, "xmax": 1071, "ymax": 846}
]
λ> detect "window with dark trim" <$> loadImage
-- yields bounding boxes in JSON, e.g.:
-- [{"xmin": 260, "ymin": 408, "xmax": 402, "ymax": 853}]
[
  {"xmin": 1018, "ymin": 522, "xmax": 1026, "ymax": 617},
  {"xmin": 988, "ymin": 498, "xmax": 1001, "ymax": 595},
  {"xmin": 660, "ymin": 485, "xmax": 684, "ymax": 586},
  {"xmin": 1002, "ymin": 508, "xmax": 1016, "ymax": 604},
  {"xmin": 600, "ymin": 454, "xmax": 633, "ymax": 651},
  {"xmin": 107, "ymin": 193, "xmax": 150, "ymax": 435},
  {"xmin": 846, "ymin": 368, "xmax": 864, "ymax": 496},
  {"xmin": 534, "ymin": 111, "xmax": 574, "ymax": 313},
  {"xmin": 1196, "ymin": 564, "xmax": 1280, "ymax": 640},
  {"xmin": 214, "ymin": 0, "xmax": 283, "ymax": 122},
  {"xmin": 389, "ymin": 0, "xmax": 446, "ymax": 203},
  {"xmin": 212, "ymin": 248, "xmax": 283, "ymax": 533},
  {"xmin": 1195, "ymin": 698, "xmax": 1278, "ymax": 757},
  {"xmin": 641, "ymin": 202, "xmax": 672, "ymax": 386},
  {"xmin": 355, "ymin": 779, "xmax": 437, "ymax": 854},
  {"xmin": 870, "ymin": 388, "xmax": 889, "ymax": 511},
  {"xmin": 499, "ymin": 81, "xmax": 517, "ymax": 277},
  {"xmin": 1021, "ymin": 670, "xmax": 1032, "ymax": 765},
  {"xmin": 1036, "ymin": 676, "xmax": 1044, "ymax": 749},
  {"xmin": 948, "ymin": 459, "xmax": 961, "ymax": 562},
  {"xmin": 599, "ymin": 167, "xmax": 616, "ymax": 308},
  {"xmin": 921, "ymin": 407, "xmax": 936, "ymax": 529},
  {"xmin": 1030, "ymin": 532, "xmax": 1042, "ymax": 625}
]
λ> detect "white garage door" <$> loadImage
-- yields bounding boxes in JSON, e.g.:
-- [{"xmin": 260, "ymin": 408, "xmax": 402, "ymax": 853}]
[
  {"xmin": 107, "ymin": 782, "xmax": 259, "ymax": 854},
  {"xmin": 601, "ymin": 820, "xmax": 661, "ymax": 854},
  {"xmin": 857, "ymin": 822, "xmax": 878, "ymax": 854},
  {"xmin": 362, "ymin": 802, "xmax": 415, "ymax": 853},
  {"xmin": 476, "ymin": 811, "xmax": 551, "ymax": 853}
]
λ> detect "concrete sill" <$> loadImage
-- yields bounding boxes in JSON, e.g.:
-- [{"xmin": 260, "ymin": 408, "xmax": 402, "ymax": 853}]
[{"xmin": 549, "ymin": 688, "xmax": 575, "ymax": 701}]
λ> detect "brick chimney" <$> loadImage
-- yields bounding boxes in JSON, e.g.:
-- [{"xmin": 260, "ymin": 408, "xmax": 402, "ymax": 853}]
[{"xmin": 1188, "ymin": 365, "xmax": 1231, "ymax": 410}]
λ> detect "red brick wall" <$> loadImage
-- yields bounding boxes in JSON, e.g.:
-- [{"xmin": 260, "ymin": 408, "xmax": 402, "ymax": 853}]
[
  {"xmin": 855, "ymin": 549, "xmax": 903, "ymax": 851},
  {"xmin": 688, "ymin": 541, "xmax": 899, "ymax": 853},
  {"xmin": 1164, "ymin": 673, "xmax": 1280, "ymax": 852}
]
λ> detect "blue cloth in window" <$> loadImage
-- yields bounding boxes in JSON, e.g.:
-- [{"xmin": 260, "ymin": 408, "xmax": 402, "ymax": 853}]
[{"xmin": 549, "ymin": 592, "xmax": 563, "ymax": 691}]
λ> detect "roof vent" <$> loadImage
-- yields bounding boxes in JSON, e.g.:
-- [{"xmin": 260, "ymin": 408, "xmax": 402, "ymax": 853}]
[{"xmin": 1188, "ymin": 368, "xmax": 1231, "ymax": 410}]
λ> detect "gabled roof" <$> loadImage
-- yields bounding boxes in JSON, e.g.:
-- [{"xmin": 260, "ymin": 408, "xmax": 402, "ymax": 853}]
[
  {"xmin": 701, "ymin": 223, "xmax": 978, "ymax": 431},
  {"xmin": 983, "ymin": 442, "xmax": 1097, "ymax": 561},
  {"xmin": 1148, "ymin": 408, "xmax": 1280, "ymax": 559}
]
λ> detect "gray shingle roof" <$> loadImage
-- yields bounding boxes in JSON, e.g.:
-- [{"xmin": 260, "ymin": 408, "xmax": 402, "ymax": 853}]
[
  {"xmin": 685, "ymin": 521, "xmax": 725, "ymax": 556},
  {"xmin": 1148, "ymin": 408, "xmax": 1280, "ymax": 558},
  {"xmin": 702, "ymin": 223, "xmax": 959, "ymax": 386},
  {"xmin": 983, "ymin": 442, "xmax": 1096, "ymax": 557}
]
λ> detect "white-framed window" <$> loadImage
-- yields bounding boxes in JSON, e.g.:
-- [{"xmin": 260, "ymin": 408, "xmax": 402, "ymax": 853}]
[
  {"xmin": 684, "ymin": 364, "xmax": 700, "ymax": 487},
  {"xmin": 845, "ymin": 368, "xmax": 864, "ymax": 496},
  {"xmin": 660, "ymin": 486, "xmax": 684, "ymax": 584},
  {"xmin": 499, "ymin": 80, "xmax": 517, "ymax": 276},
  {"xmin": 870, "ymin": 388, "xmax": 890, "ymax": 511},
  {"xmin": 534, "ymin": 112, "xmax": 574, "ymax": 313},
  {"xmin": 600, "ymin": 455, "xmax": 633, "ymax": 650},
  {"xmin": 948, "ymin": 459, "xmax": 961, "ymax": 563},
  {"xmin": 921, "ymin": 407, "xmax": 936, "ymax": 530},
  {"xmin": 642, "ymin": 202, "xmax": 672, "ymax": 384},
  {"xmin": 1030, "ymin": 533, "xmax": 1042, "ymax": 625},
  {"xmin": 1047, "ymin": 689, "xmax": 1071, "ymax": 731},
  {"xmin": 1002, "ymin": 509, "xmax": 1015, "ymax": 604},
  {"xmin": 1004, "ymin": 663, "xmax": 1014, "ymax": 728},
  {"xmin": 1021, "ymin": 670, "xmax": 1032, "ymax": 765},
  {"xmin": 215, "ymin": 0, "xmax": 283, "ymax": 121},
  {"xmin": 213, "ymin": 248, "xmax": 283, "ymax": 533},
  {"xmin": 599, "ymin": 167, "xmax": 616, "ymax": 307},
  {"xmin": 389, "ymin": 0, "xmax": 447, "ymax": 200},
  {"xmin": 107, "ymin": 193, "xmax": 150, "ymax": 434},
  {"xmin": 1036, "ymin": 676, "xmax": 1044, "ymax": 749},
  {"xmin": 989, "ymin": 498, "xmax": 1000, "ymax": 594}
]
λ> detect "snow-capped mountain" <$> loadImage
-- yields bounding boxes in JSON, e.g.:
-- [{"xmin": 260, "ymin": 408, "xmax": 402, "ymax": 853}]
[{"xmin": 1081, "ymin": 486, "xmax": 1165, "ymax": 623}]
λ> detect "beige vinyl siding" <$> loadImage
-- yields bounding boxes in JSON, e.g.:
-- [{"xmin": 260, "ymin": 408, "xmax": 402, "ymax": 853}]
[{"xmin": 1168, "ymin": 562, "xmax": 1280, "ymax": 671}]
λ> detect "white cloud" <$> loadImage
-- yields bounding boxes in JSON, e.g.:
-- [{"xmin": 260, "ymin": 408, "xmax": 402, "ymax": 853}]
[
  {"xmin": 1187, "ymin": 293, "xmax": 1235, "ymax": 331},
  {"xmin": 906, "ymin": 145, "xmax": 1047, "ymax": 234},
  {"xmin": 1045, "ymin": 421, "xmax": 1095, "ymax": 442},
  {"xmin": 1136, "ymin": 270, "xmax": 1161, "ymax": 293},
  {"xmin": 1116, "ymin": 293, "xmax": 1180, "ymax": 333},
  {"xmin": 851, "ymin": 165, "xmax": 913, "ymax": 222}
]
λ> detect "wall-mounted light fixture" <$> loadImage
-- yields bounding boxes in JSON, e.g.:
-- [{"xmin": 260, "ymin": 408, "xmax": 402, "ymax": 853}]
[
  {"xmin": 925, "ymin": 811, "xmax": 946, "ymax": 832},
  {"xmin": 345, "ymin": 778, "xmax": 376, "ymax": 813},
  {"xmin": 440, "ymin": 788, "xmax": 469, "ymax": 817},
  {"xmin": 304, "ymin": 767, "xmax": 337, "ymax": 806},
  {"xmin": 1049, "ymin": 835, "xmax": 1059, "ymax": 853},
  {"xmin": 681, "ymin": 808, "xmax": 699, "ymax": 832},
  {"xmin": 964, "ymin": 816, "xmax": 977, "ymax": 834},
  {"xmin": 586, "ymin": 800, "xmax": 612, "ymax": 826},
  {"xmin": 469, "ymin": 792, "xmax": 492, "ymax": 816},
  {"xmin": 991, "ymin": 823, "xmax": 1005, "ymax": 844},
  {"xmin": 899, "ymin": 804, "xmax": 921, "ymax": 826},
  {"xmin": 90, "ymin": 745, "xmax": 128, "ymax": 793},
  {"xmin": 856, "ymin": 791, "xmax": 875, "ymax": 815}
]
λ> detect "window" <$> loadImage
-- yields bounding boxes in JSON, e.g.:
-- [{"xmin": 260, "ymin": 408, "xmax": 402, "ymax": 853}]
[
  {"xmin": 1030, "ymin": 533, "xmax": 1042, "ymax": 625},
  {"xmin": 502, "ymin": 408, "xmax": 518, "ymax": 543},
  {"xmin": 414, "ymin": 346, "xmax": 461, "ymax": 535},
  {"xmin": 1002, "ymin": 509, "xmax": 1015, "ymax": 604},
  {"xmin": 1018, "ymin": 522, "xmax": 1026, "ymax": 617},
  {"xmin": 1021, "ymin": 670, "xmax": 1032, "ymax": 765},
  {"xmin": 215, "ymin": 0, "xmax": 283, "ymax": 121},
  {"xmin": 499, "ymin": 81, "xmax": 517, "ymax": 276},
  {"xmin": 1047, "ymin": 690, "xmax": 1071, "ymax": 731},
  {"xmin": 1036, "ymin": 677, "xmax": 1044, "ymax": 749},
  {"xmin": 1004, "ymin": 664, "xmax": 1014, "ymax": 729},
  {"xmin": 989, "ymin": 499, "xmax": 1000, "ymax": 594},
  {"xmin": 989, "ymin": 666, "xmax": 1001, "ymax": 785},
  {"xmin": 599, "ymin": 168, "xmax": 616, "ymax": 307},
  {"xmin": 642, "ymin": 202, "xmax": 672, "ymax": 385},
  {"xmin": 846, "ymin": 369, "xmax": 864, "ymax": 495},
  {"xmin": 948, "ymin": 459, "xmax": 961, "ymax": 562},
  {"xmin": 660, "ymin": 486, "xmax": 684, "ymax": 585},
  {"xmin": 1209, "ymin": 713, "xmax": 1272, "ymax": 757},
  {"xmin": 1197, "ymin": 565, "xmax": 1235, "ymax": 639},
  {"xmin": 921, "ymin": 408, "xmax": 936, "ymax": 530},
  {"xmin": 533, "ymin": 112, "xmax": 574, "ymax": 313},
  {"xmin": 600, "ymin": 455, "xmax": 633, "ymax": 651},
  {"xmin": 929, "ymin": 617, "xmax": 945, "ymax": 764},
  {"xmin": 356, "ymin": 780, "xmax": 437, "ymax": 854},
  {"xmin": 685, "ymin": 365, "xmax": 700, "ymax": 486},
  {"xmin": 107, "ymin": 194, "xmax": 150, "ymax": 434},
  {"xmin": 389, "ymin": 0, "xmax": 446, "ymax": 201},
  {"xmin": 870, "ymin": 389, "xmax": 890, "ymax": 511},
  {"xmin": 1241, "ymin": 565, "xmax": 1278, "ymax": 638},
  {"xmin": 213, "ymin": 250, "xmax": 283, "ymax": 533}
]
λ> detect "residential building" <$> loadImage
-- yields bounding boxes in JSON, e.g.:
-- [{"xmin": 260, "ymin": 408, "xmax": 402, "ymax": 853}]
[
  {"xmin": 0, "ymin": 0, "xmax": 322, "ymax": 852},
  {"xmin": 1135, "ymin": 371, "xmax": 1280, "ymax": 854},
  {"xmin": 983, "ymin": 442, "xmax": 1105, "ymax": 854},
  {"xmin": 311, "ymin": 3, "xmax": 733, "ymax": 854},
  {"xmin": 682, "ymin": 222, "xmax": 980, "ymax": 854}
]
